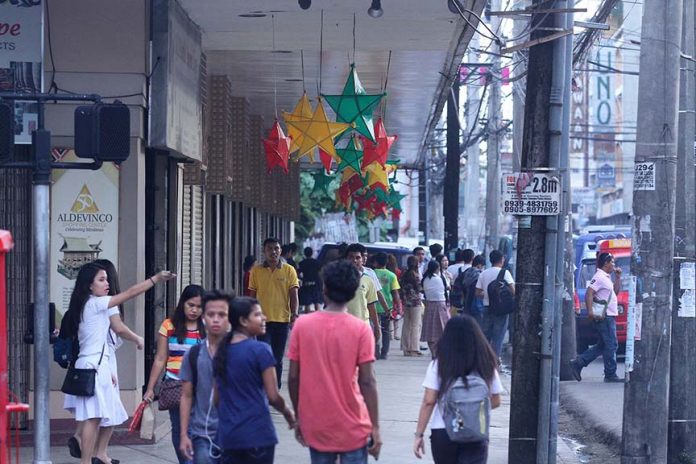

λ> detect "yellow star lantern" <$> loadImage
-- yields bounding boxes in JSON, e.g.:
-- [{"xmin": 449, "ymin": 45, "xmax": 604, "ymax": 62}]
[
  {"xmin": 364, "ymin": 162, "xmax": 389, "ymax": 192},
  {"xmin": 282, "ymin": 93, "xmax": 313, "ymax": 157},
  {"xmin": 285, "ymin": 97, "xmax": 352, "ymax": 161}
]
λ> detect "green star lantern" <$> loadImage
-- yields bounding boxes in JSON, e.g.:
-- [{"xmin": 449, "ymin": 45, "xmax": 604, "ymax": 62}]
[
  {"xmin": 322, "ymin": 64, "xmax": 385, "ymax": 143},
  {"xmin": 336, "ymin": 135, "xmax": 365, "ymax": 175},
  {"xmin": 311, "ymin": 169, "xmax": 334, "ymax": 197}
]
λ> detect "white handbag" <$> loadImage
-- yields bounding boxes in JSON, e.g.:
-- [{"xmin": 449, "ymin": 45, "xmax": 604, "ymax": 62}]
[{"xmin": 590, "ymin": 293, "xmax": 612, "ymax": 319}]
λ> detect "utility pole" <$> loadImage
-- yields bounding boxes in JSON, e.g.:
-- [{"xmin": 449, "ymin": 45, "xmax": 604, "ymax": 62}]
[
  {"xmin": 508, "ymin": 0, "xmax": 559, "ymax": 461},
  {"xmin": 511, "ymin": 0, "xmax": 528, "ymax": 174},
  {"xmin": 668, "ymin": 0, "xmax": 696, "ymax": 460},
  {"xmin": 621, "ymin": 0, "xmax": 682, "ymax": 462},
  {"xmin": 465, "ymin": 35, "xmax": 481, "ymax": 250},
  {"xmin": 559, "ymin": 9, "xmax": 577, "ymax": 382},
  {"xmin": 444, "ymin": 77, "xmax": 460, "ymax": 253},
  {"xmin": 485, "ymin": 0, "xmax": 502, "ymax": 256}
]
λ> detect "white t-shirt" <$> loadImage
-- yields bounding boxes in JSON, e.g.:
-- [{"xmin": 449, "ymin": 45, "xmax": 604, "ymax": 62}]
[
  {"xmin": 362, "ymin": 267, "xmax": 383, "ymax": 292},
  {"xmin": 448, "ymin": 263, "xmax": 470, "ymax": 279},
  {"xmin": 77, "ymin": 295, "xmax": 119, "ymax": 362},
  {"xmin": 422, "ymin": 274, "xmax": 448, "ymax": 302},
  {"xmin": 422, "ymin": 360, "xmax": 504, "ymax": 429},
  {"xmin": 476, "ymin": 267, "xmax": 515, "ymax": 306}
]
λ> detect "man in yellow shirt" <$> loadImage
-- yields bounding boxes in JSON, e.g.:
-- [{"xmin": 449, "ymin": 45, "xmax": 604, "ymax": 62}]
[
  {"xmin": 345, "ymin": 243, "xmax": 380, "ymax": 343},
  {"xmin": 249, "ymin": 237, "xmax": 299, "ymax": 387}
]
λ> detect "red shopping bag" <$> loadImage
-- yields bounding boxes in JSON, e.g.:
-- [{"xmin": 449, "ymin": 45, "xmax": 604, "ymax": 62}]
[{"xmin": 128, "ymin": 400, "xmax": 148, "ymax": 433}]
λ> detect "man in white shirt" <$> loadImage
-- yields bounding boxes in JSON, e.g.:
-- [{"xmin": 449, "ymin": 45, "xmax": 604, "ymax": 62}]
[
  {"xmin": 476, "ymin": 250, "xmax": 515, "ymax": 358},
  {"xmin": 448, "ymin": 249, "xmax": 474, "ymax": 279},
  {"xmin": 413, "ymin": 247, "xmax": 427, "ymax": 277}
]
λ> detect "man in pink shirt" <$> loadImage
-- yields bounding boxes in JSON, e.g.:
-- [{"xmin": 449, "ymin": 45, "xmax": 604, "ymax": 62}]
[
  {"xmin": 288, "ymin": 260, "xmax": 382, "ymax": 463},
  {"xmin": 570, "ymin": 252, "xmax": 623, "ymax": 383}
]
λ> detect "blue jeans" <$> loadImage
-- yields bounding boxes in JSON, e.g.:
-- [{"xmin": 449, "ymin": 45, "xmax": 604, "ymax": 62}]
[
  {"xmin": 260, "ymin": 322, "xmax": 289, "ymax": 388},
  {"xmin": 192, "ymin": 436, "xmax": 220, "ymax": 464},
  {"xmin": 169, "ymin": 407, "xmax": 189, "ymax": 464},
  {"xmin": 577, "ymin": 316, "xmax": 618, "ymax": 377},
  {"xmin": 221, "ymin": 446, "xmax": 275, "ymax": 464},
  {"xmin": 482, "ymin": 310, "xmax": 508, "ymax": 358},
  {"xmin": 310, "ymin": 446, "xmax": 368, "ymax": 464}
]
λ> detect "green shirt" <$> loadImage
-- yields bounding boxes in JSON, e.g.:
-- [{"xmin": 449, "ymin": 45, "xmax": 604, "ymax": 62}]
[{"xmin": 374, "ymin": 268, "xmax": 400, "ymax": 314}]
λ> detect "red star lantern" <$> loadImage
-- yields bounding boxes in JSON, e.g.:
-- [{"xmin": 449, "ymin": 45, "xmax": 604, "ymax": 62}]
[
  {"xmin": 354, "ymin": 191, "xmax": 378, "ymax": 212},
  {"xmin": 263, "ymin": 120, "xmax": 291, "ymax": 174},
  {"xmin": 391, "ymin": 208, "xmax": 402, "ymax": 220},
  {"xmin": 360, "ymin": 118, "xmax": 397, "ymax": 171},
  {"xmin": 319, "ymin": 149, "xmax": 334, "ymax": 172}
]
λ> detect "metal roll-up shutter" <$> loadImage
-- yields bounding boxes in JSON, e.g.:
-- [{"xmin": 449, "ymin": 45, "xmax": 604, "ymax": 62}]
[
  {"xmin": 181, "ymin": 185, "xmax": 193, "ymax": 286},
  {"xmin": 190, "ymin": 185, "xmax": 204, "ymax": 285}
]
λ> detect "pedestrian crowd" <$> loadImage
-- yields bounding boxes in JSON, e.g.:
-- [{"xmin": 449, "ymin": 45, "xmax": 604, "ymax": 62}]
[{"xmin": 56, "ymin": 238, "xmax": 516, "ymax": 464}]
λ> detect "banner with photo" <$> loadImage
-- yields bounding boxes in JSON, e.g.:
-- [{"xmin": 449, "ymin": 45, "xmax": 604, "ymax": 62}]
[
  {"xmin": 0, "ymin": 1, "xmax": 43, "ymax": 144},
  {"xmin": 50, "ymin": 149, "xmax": 119, "ymax": 320}
]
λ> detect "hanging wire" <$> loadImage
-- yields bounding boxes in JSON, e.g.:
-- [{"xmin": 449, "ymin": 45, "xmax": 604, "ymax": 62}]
[
  {"xmin": 352, "ymin": 13, "xmax": 357, "ymax": 64},
  {"xmin": 301, "ymin": 49, "xmax": 306, "ymax": 94},
  {"xmin": 272, "ymin": 14, "xmax": 278, "ymax": 119},
  {"xmin": 318, "ymin": 9, "xmax": 324, "ymax": 95},
  {"xmin": 381, "ymin": 50, "xmax": 392, "ymax": 122}
]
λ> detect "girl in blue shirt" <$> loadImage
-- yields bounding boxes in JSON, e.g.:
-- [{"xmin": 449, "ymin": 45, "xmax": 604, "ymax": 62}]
[{"xmin": 213, "ymin": 297, "xmax": 295, "ymax": 464}]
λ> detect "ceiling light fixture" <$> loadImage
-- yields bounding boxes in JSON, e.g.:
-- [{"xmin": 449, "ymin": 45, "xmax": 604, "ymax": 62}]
[
  {"xmin": 299, "ymin": 0, "xmax": 311, "ymax": 10},
  {"xmin": 368, "ymin": 0, "xmax": 383, "ymax": 18}
]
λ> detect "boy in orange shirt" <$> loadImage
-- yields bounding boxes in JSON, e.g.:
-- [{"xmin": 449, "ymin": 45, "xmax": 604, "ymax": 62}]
[{"xmin": 287, "ymin": 260, "xmax": 382, "ymax": 463}]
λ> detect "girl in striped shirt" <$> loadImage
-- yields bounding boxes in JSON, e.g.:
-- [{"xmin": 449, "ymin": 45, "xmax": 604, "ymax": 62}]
[{"xmin": 144, "ymin": 284, "xmax": 205, "ymax": 464}]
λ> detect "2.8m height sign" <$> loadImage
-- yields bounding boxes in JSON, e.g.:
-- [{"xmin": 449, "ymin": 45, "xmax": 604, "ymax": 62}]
[{"xmin": 502, "ymin": 172, "xmax": 561, "ymax": 215}]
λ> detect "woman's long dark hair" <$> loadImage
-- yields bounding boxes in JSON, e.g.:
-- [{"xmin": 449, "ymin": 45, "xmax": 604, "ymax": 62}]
[
  {"xmin": 171, "ymin": 284, "xmax": 206, "ymax": 343},
  {"xmin": 93, "ymin": 259, "xmax": 122, "ymax": 317},
  {"xmin": 436, "ymin": 315, "xmax": 498, "ymax": 399},
  {"xmin": 213, "ymin": 296, "xmax": 260, "ymax": 384},
  {"xmin": 62, "ymin": 262, "xmax": 106, "ymax": 338},
  {"xmin": 421, "ymin": 260, "xmax": 440, "ymax": 283}
]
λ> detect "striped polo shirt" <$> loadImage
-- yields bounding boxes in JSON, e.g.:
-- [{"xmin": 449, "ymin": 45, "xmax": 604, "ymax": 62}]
[{"xmin": 158, "ymin": 318, "xmax": 202, "ymax": 379}]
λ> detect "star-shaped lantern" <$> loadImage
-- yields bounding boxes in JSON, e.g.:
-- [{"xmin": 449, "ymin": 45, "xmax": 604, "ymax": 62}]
[
  {"xmin": 282, "ymin": 93, "xmax": 313, "ymax": 157},
  {"xmin": 386, "ymin": 186, "xmax": 407, "ymax": 210},
  {"xmin": 319, "ymin": 149, "xmax": 334, "ymax": 172},
  {"xmin": 322, "ymin": 64, "xmax": 385, "ymax": 143},
  {"xmin": 364, "ymin": 162, "xmax": 390, "ymax": 193},
  {"xmin": 336, "ymin": 136, "xmax": 365, "ymax": 175},
  {"xmin": 284, "ymin": 97, "xmax": 352, "ymax": 161},
  {"xmin": 262, "ymin": 120, "xmax": 291, "ymax": 174},
  {"xmin": 311, "ymin": 169, "xmax": 334, "ymax": 197},
  {"xmin": 360, "ymin": 118, "xmax": 397, "ymax": 171}
]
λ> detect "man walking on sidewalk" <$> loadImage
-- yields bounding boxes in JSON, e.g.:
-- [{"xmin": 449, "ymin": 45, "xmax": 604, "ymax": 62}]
[
  {"xmin": 179, "ymin": 290, "xmax": 231, "ymax": 463},
  {"xmin": 249, "ymin": 237, "xmax": 299, "ymax": 387},
  {"xmin": 373, "ymin": 252, "xmax": 402, "ymax": 359},
  {"xmin": 476, "ymin": 250, "xmax": 515, "ymax": 358},
  {"xmin": 570, "ymin": 252, "xmax": 623, "ymax": 383},
  {"xmin": 288, "ymin": 260, "xmax": 382, "ymax": 464}
]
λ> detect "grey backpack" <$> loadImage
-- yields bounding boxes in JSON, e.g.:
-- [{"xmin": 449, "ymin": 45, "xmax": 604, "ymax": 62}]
[{"xmin": 441, "ymin": 375, "xmax": 491, "ymax": 443}]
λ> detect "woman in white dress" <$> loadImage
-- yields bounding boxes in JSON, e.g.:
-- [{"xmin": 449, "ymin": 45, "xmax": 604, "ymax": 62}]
[
  {"xmin": 64, "ymin": 259, "xmax": 144, "ymax": 463},
  {"xmin": 61, "ymin": 262, "xmax": 175, "ymax": 464}
]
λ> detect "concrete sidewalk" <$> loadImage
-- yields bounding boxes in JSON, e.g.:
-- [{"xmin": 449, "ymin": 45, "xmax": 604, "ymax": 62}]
[
  {"xmin": 19, "ymin": 345, "xmax": 581, "ymax": 464},
  {"xmin": 560, "ymin": 359, "xmax": 624, "ymax": 449}
]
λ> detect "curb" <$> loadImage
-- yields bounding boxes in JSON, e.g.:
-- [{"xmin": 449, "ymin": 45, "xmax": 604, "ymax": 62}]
[{"xmin": 560, "ymin": 382, "xmax": 622, "ymax": 450}]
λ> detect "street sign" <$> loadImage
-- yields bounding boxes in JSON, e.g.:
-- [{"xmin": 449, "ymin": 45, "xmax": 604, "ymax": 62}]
[{"xmin": 502, "ymin": 172, "xmax": 561, "ymax": 216}]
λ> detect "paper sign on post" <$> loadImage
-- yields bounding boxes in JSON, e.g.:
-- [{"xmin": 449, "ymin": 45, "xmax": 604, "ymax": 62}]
[{"xmin": 502, "ymin": 172, "xmax": 561, "ymax": 216}]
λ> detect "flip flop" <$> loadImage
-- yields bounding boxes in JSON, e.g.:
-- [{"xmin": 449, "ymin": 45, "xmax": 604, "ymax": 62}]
[
  {"xmin": 91, "ymin": 458, "xmax": 120, "ymax": 464},
  {"xmin": 67, "ymin": 436, "xmax": 81, "ymax": 458}
]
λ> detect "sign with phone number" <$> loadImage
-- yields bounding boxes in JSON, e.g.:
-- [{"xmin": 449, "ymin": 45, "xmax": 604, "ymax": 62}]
[{"xmin": 502, "ymin": 172, "xmax": 561, "ymax": 216}]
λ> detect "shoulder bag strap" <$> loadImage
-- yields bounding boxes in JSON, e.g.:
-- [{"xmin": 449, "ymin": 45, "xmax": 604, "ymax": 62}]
[{"xmin": 497, "ymin": 268, "xmax": 506, "ymax": 282}]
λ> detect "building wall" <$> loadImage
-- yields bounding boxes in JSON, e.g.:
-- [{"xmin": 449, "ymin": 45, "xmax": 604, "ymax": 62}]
[{"xmin": 41, "ymin": 0, "xmax": 148, "ymax": 418}]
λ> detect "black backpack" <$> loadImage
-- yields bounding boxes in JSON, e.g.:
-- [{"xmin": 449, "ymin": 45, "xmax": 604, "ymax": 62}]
[
  {"xmin": 461, "ymin": 267, "xmax": 482, "ymax": 313},
  {"xmin": 450, "ymin": 268, "xmax": 467, "ymax": 308},
  {"xmin": 487, "ymin": 269, "xmax": 517, "ymax": 316}
]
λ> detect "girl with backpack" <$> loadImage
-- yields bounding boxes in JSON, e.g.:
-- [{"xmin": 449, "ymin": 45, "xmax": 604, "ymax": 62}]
[
  {"xmin": 213, "ymin": 297, "xmax": 295, "ymax": 463},
  {"xmin": 144, "ymin": 284, "xmax": 206, "ymax": 464},
  {"xmin": 61, "ymin": 262, "xmax": 175, "ymax": 464},
  {"xmin": 413, "ymin": 315, "xmax": 503, "ymax": 464},
  {"xmin": 421, "ymin": 260, "xmax": 451, "ymax": 358}
]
